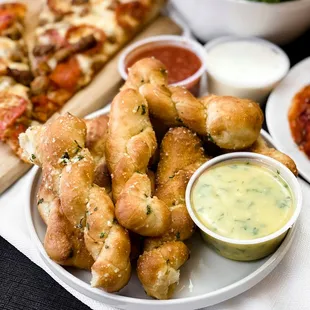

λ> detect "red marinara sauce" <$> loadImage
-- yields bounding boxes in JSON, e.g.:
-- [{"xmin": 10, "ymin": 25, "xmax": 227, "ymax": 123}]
[
  {"xmin": 126, "ymin": 45, "xmax": 202, "ymax": 84},
  {"xmin": 288, "ymin": 85, "xmax": 310, "ymax": 158}
]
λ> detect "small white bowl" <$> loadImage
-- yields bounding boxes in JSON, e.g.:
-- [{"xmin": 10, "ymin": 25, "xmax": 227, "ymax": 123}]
[
  {"xmin": 185, "ymin": 152, "xmax": 302, "ymax": 261},
  {"xmin": 170, "ymin": 0, "xmax": 310, "ymax": 45},
  {"xmin": 204, "ymin": 36, "xmax": 290, "ymax": 104},
  {"xmin": 118, "ymin": 35, "xmax": 207, "ymax": 96}
]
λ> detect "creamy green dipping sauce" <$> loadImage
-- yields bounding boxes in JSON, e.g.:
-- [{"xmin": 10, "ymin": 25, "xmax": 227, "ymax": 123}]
[{"xmin": 191, "ymin": 161, "xmax": 294, "ymax": 240}]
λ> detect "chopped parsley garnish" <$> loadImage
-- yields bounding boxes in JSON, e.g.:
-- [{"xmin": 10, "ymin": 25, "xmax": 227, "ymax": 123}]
[
  {"xmin": 77, "ymin": 155, "xmax": 84, "ymax": 161},
  {"xmin": 218, "ymin": 213, "xmax": 224, "ymax": 221},
  {"xmin": 252, "ymin": 227, "xmax": 259, "ymax": 235},
  {"xmin": 99, "ymin": 232, "xmax": 105, "ymax": 238},
  {"xmin": 146, "ymin": 205, "xmax": 152, "ymax": 215},
  {"xmin": 176, "ymin": 232, "xmax": 181, "ymax": 240},
  {"xmin": 76, "ymin": 217, "xmax": 84, "ymax": 229},
  {"xmin": 105, "ymin": 245, "xmax": 110, "ymax": 249},
  {"xmin": 62, "ymin": 152, "xmax": 69, "ymax": 159},
  {"xmin": 141, "ymin": 104, "xmax": 146, "ymax": 115},
  {"xmin": 169, "ymin": 175, "xmax": 175, "ymax": 179},
  {"xmin": 207, "ymin": 133, "xmax": 215, "ymax": 143},
  {"xmin": 31, "ymin": 154, "xmax": 36, "ymax": 161},
  {"xmin": 37, "ymin": 198, "xmax": 44, "ymax": 205},
  {"xmin": 277, "ymin": 170, "xmax": 280, "ymax": 175},
  {"xmin": 61, "ymin": 152, "xmax": 70, "ymax": 164},
  {"xmin": 74, "ymin": 140, "xmax": 82, "ymax": 153}
]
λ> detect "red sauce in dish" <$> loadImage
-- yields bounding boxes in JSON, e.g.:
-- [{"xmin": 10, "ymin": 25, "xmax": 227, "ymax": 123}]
[
  {"xmin": 126, "ymin": 45, "xmax": 202, "ymax": 84},
  {"xmin": 288, "ymin": 85, "xmax": 310, "ymax": 158}
]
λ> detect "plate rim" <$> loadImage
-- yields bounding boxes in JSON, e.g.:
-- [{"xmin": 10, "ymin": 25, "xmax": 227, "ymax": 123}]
[
  {"xmin": 266, "ymin": 56, "xmax": 310, "ymax": 183},
  {"xmin": 25, "ymin": 107, "xmax": 297, "ymax": 309}
]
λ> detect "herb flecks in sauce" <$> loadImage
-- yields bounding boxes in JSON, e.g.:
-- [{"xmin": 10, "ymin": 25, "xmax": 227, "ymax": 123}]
[{"xmin": 191, "ymin": 161, "xmax": 294, "ymax": 240}]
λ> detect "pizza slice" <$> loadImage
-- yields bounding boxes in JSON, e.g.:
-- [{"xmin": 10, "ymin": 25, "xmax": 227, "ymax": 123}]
[
  {"xmin": 0, "ymin": 76, "xmax": 32, "ymax": 156},
  {"xmin": 30, "ymin": 0, "xmax": 165, "ymax": 122},
  {"xmin": 0, "ymin": 3, "xmax": 33, "ymax": 157},
  {"xmin": 0, "ymin": 2, "xmax": 32, "ymax": 86}
]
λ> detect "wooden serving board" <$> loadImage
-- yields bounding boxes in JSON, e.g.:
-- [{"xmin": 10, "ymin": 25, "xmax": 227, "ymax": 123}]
[{"xmin": 0, "ymin": 16, "xmax": 182, "ymax": 194}]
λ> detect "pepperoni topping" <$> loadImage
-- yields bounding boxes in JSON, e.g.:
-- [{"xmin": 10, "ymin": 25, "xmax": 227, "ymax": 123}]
[
  {"xmin": 31, "ymin": 94, "xmax": 56, "ymax": 122},
  {"xmin": 66, "ymin": 25, "xmax": 106, "ymax": 55},
  {"xmin": 115, "ymin": 1, "xmax": 148, "ymax": 29},
  {"xmin": 33, "ymin": 29, "xmax": 67, "ymax": 58},
  {"xmin": 0, "ymin": 3, "xmax": 26, "ymax": 32},
  {"xmin": 45, "ymin": 28, "xmax": 68, "ymax": 48},
  {"xmin": 0, "ymin": 11, "xmax": 15, "ymax": 31},
  {"xmin": 0, "ymin": 3, "xmax": 26, "ymax": 20},
  {"xmin": 49, "ymin": 57, "xmax": 81, "ymax": 91},
  {"xmin": 0, "ymin": 93, "xmax": 28, "ymax": 140},
  {"xmin": 9, "ymin": 123, "xmax": 27, "ymax": 144}
]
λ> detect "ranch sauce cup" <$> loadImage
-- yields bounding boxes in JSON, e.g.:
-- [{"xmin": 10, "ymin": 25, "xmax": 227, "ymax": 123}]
[
  {"xmin": 186, "ymin": 153, "xmax": 302, "ymax": 261},
  {"xmin": 204, "ymin": 36, "xmax": 290, "ymax": 104}
]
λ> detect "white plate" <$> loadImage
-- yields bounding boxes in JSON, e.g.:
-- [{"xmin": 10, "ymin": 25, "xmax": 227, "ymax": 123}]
[
  {"xmin": 266, "ymin": 57, "xmax": 310, "ymax": 183},
  {"xmin": 26, "ymin": 107, "xmax": 296, "ymax": 310}
]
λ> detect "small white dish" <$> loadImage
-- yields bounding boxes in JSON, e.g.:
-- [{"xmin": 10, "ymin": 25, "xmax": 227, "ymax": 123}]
[
  {"xmin": 170, "ymin": 0, "xmax": 310, "ymax": 45},
  {"xmin": 25, "ymin": 105, "xmax": 298, "ymax": 309},
  {"xmin": 204, "ymin": 36, "xmax": 290, "ymax": 104},
  {"xmin": 266, "ymin": 57, "xmax": 310, "ymax": 183},
  {"xmin": 186, "ymin": 152, "xmax": 302, "ymax": 261}
]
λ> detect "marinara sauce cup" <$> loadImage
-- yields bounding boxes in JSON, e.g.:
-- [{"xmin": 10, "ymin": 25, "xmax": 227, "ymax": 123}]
[{"xmin": 118, "ymin": 35, "xmax": 206, "ymax": 96}]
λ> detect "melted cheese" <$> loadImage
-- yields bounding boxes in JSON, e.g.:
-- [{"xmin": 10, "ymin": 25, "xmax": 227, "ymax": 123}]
[
  {"xmin": 9, "ymin": 62, "xmax": 29, "ymax": 71},
  {"xmin": 0, "ymin": 37, "xmax": 17, "ymax": 59},
  {"xmin": 69, "ymin": 12, "xmax": 118, "ymax": 37},
  {"xmin": 10, "ymin": 84, "xmax": 29, "ymax": 100},
  {"xmin": 0, "ymin": 77, "xmax": 15, "ymax": 91},
  {"xmin": 191, "ymin": 161, "xmax": 294, "ymax": 240},
  {"xmin": 47, "ymin": 57, "xmax": 57, "ymax": 70},
  {"xmin": 36, "ymin": 22, "xmax": 70, "ymax": 40},
  {"xmin": 76, "ymin": 54, "xmax": 93, "ymax": 75},
  {"xmin": 0, "ymin": 77, "xmax": 29, "ymax": 101},
  {"xmin": 90, "ymin": 0, "xmax": 114, "ymax": 12}
]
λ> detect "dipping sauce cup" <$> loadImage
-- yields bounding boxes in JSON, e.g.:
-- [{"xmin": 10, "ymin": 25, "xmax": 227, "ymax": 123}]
[
  {"xmin": 118, "ymin": 35, "xmax": 206, "ymax": 96},
  {"xmin": 185, "ymin": 153, "xmax": 302, "ymax": 261},
  {"xmin": 204, "ymin": 36, "xmax": 290, "ymax": 104}
]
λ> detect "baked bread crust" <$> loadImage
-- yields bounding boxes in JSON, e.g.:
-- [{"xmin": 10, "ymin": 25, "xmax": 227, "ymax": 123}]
[
  {"xmin": 123, "ymin": 58, "xmax": 264, "ymax": 150},
  {"xmin": 106, "ymin": 88, "xmax": 171, "ymax": 236},
  {"xmin": 137, "ymin": 127, "xmax": 208, "ymax": 299},
  {"xmin": 19, "ymin": 113, "xmax": 131, "ymax": 292}
]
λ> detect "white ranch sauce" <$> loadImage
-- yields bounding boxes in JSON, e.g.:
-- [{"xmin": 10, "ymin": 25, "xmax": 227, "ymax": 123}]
[{"xmin": 206, "ymin": 40, "xmax": 288, "ymax": 88}]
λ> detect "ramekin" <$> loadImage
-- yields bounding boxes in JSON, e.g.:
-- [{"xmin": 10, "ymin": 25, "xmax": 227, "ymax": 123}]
[
  {"xmin": 185, "ymin": 152, "xmax": 302, "ymax": 261},
  {"xmin": 118, "ymin": 35, "xmax": 206, "ymax": 96},
  {"xmin": 204, "ymin": 36, "xmax": 290, "ymax": 104}
]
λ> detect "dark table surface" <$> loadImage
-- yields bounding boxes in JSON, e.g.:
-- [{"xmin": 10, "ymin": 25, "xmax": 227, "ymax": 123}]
[{"xmin": 1, "ymin": 30, "xmax": 310, "ymax": 310}]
